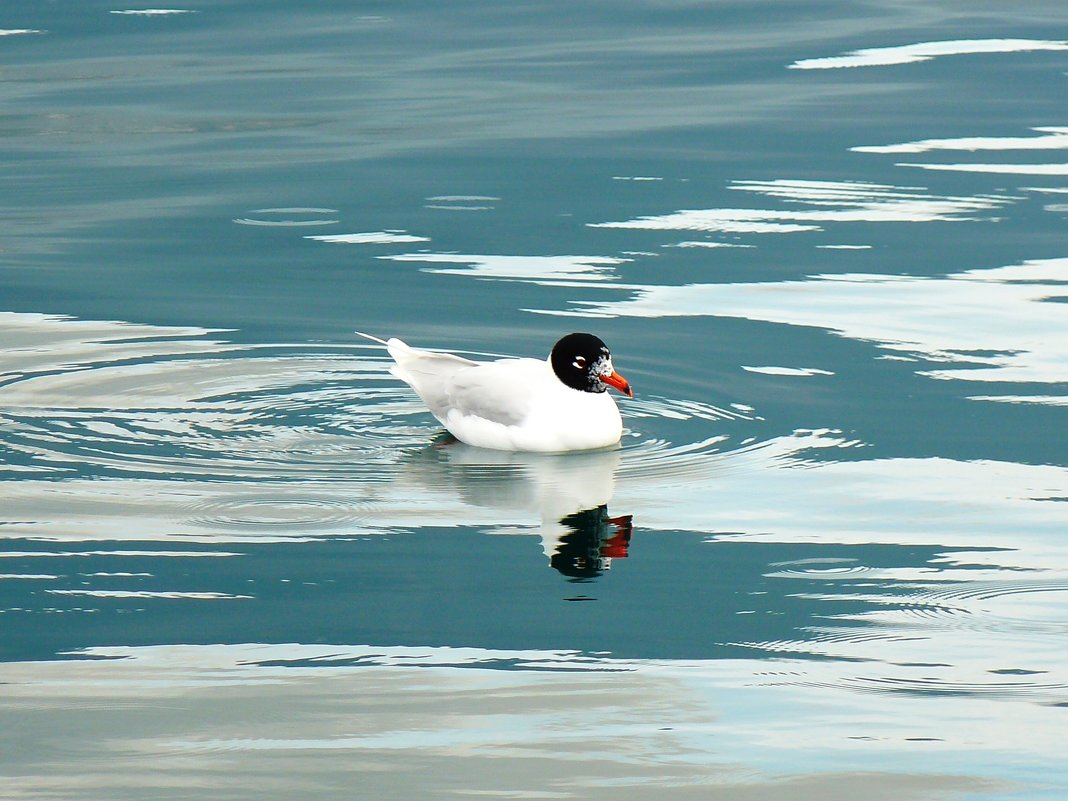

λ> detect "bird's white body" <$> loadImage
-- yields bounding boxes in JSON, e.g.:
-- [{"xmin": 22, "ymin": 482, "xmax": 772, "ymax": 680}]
[{"xmin": 384, "ymin": 337, "xmax": 623, "ymax": 452}]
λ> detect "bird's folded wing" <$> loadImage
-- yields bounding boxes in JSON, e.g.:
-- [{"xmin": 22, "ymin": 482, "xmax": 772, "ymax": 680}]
[
  {"xmin": 443, "ymin": 360, "xmax": 535, "ymax": 427},
  {"xmin": 385, "ymin": 339, "xmax": 537, "ymax": 427}
]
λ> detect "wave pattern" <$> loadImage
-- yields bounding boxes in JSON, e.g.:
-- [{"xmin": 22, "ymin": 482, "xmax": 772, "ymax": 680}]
[
  {"xmin": 5, "ymin": 314, "xmax": 1067, "ymax": 712},
  {"xmin": 0, "ymin": 312, "xmax": 824, "ymax": 543},
  {"xmin": 732, "ymin": 558, "xmax": 1068, "ymax": 704}
]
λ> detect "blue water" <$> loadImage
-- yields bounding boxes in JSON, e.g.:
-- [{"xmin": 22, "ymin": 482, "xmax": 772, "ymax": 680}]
[{"xmin": 3, "ymin": 2, "xmax": 1068, "ymax": 798}]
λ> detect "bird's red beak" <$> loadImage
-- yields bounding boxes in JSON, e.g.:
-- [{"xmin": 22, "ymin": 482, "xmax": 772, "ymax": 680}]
[{"xmin": 602, "ymin": 370, "xmax": 633, "ymax": 398}]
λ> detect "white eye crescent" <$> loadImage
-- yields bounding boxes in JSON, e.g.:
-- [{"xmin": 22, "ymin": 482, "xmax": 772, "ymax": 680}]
[{"xmin": 573, "ymin": 356, "xmax": 587, "ymax": 369}]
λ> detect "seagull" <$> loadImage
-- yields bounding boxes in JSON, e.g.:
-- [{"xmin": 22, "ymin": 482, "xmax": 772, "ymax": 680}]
[{"xmin": 357, "ymin": 332, "xmax": 633, "ymax": 452}]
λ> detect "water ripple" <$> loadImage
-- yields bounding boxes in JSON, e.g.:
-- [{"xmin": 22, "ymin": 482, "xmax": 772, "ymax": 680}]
[
  {"xmin": 232, "ymin": 208, "xmax": 340, "ymax": 227},
  {"xmin": 0, "ymin": 313, "xmax": 782, "ymax": 483},
  {"xmin": 0, "ymin": 312, "xmax": 830, "ymax": 542},
  {"xmin": 0, "ymin": 352, "xmax": 417, "ymax": 481},
  {"xmin": 773, "ymin": 672, "xmax": 1068, "ymax": 703},
  {"xmin": 186, "ymin": 494, "xmax": 376, "ymax": 533}
]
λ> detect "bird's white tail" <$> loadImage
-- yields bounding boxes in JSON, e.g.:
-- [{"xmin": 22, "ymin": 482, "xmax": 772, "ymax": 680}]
[{"xmin": 354, "ymin": 331, "xmax": 389, "ymax": 346}]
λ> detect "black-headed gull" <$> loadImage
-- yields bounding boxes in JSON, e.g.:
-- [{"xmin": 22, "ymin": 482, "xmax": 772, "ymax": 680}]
[{"xmin": 358, "ymin": 332, "xmax": 633, "ymax": 452}]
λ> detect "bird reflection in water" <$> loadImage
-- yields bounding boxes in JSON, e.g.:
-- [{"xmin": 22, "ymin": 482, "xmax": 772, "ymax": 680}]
[
  {"xmin": 550, "ymin": 505, "xmax": 633, "ymax": 579},
  {"xmin": 407, "ymin": 440, "xmax": 634, "ymax": 579}
]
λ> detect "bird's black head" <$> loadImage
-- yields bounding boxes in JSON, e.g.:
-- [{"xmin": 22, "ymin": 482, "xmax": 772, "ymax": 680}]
[{"xmin": 549, "ymin": 332, "xmax": 633, "ymax": 396}]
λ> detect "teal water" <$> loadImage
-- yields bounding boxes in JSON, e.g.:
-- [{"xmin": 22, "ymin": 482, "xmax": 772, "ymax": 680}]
[{"xmin": 3, "ymin": 2, "xmax": 1068, "ymax": 799}]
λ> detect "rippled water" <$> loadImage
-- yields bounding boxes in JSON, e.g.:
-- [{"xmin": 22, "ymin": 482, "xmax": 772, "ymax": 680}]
[{"xmin": 3, "ymin": 2, "xmax": 1068, "ymax": 799}]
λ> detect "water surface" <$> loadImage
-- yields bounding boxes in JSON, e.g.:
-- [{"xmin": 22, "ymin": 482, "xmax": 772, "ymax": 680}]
[{"xmin": 2, "ymin": 2, "xmax": 1068, "ymax": 799}]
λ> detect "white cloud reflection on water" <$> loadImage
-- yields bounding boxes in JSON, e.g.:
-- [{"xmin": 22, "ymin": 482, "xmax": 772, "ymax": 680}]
[
  {"xmin": 533, "ymin": 257, "xmax": 1068, "ymax": 390},
  {"xmin": 900, "ymin": 162, "xmax": 1068, "ymax": 175},
  {"xmin": 789, "ymin": 38, "xmax": 1068, "ymax": 70},
  {"xmin": 109, "ymin": 9, "xmax": 197, "ymax": 15},
  {"xmin": 852, "ymin": 125, "xmax": 1068, "ymax": 176},
  {"xmin": 304, "ymin": 231, "xmax": 430, "ymax": 245},
  {"xmin": 0, "ymin": 642, "xmax": 1048, "ymax": 801},
  {"xmin": 587, "ymin": 179, "xmax": 1014, "ymax": 234},
  {"xmin": 853, "ymin": 126, "xmax": 1068, "ymax": 155},
  {"xmin": 380, "ymin": 253, "xmax": 627, "ymax": 282},
  {"xmin": 673, "ymin": 240, "xmax": 755, "ymax": 249}
]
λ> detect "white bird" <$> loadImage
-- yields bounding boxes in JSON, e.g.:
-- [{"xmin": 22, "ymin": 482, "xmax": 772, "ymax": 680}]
[{"xmin": 357, "ymin": 332, "xmax": 633, "ymax": 452}]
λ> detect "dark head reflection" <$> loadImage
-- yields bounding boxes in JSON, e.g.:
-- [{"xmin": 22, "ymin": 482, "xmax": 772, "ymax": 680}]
[{"xmin": 550, "ymin": 505, "xmax": 633, "ymax": 580}]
